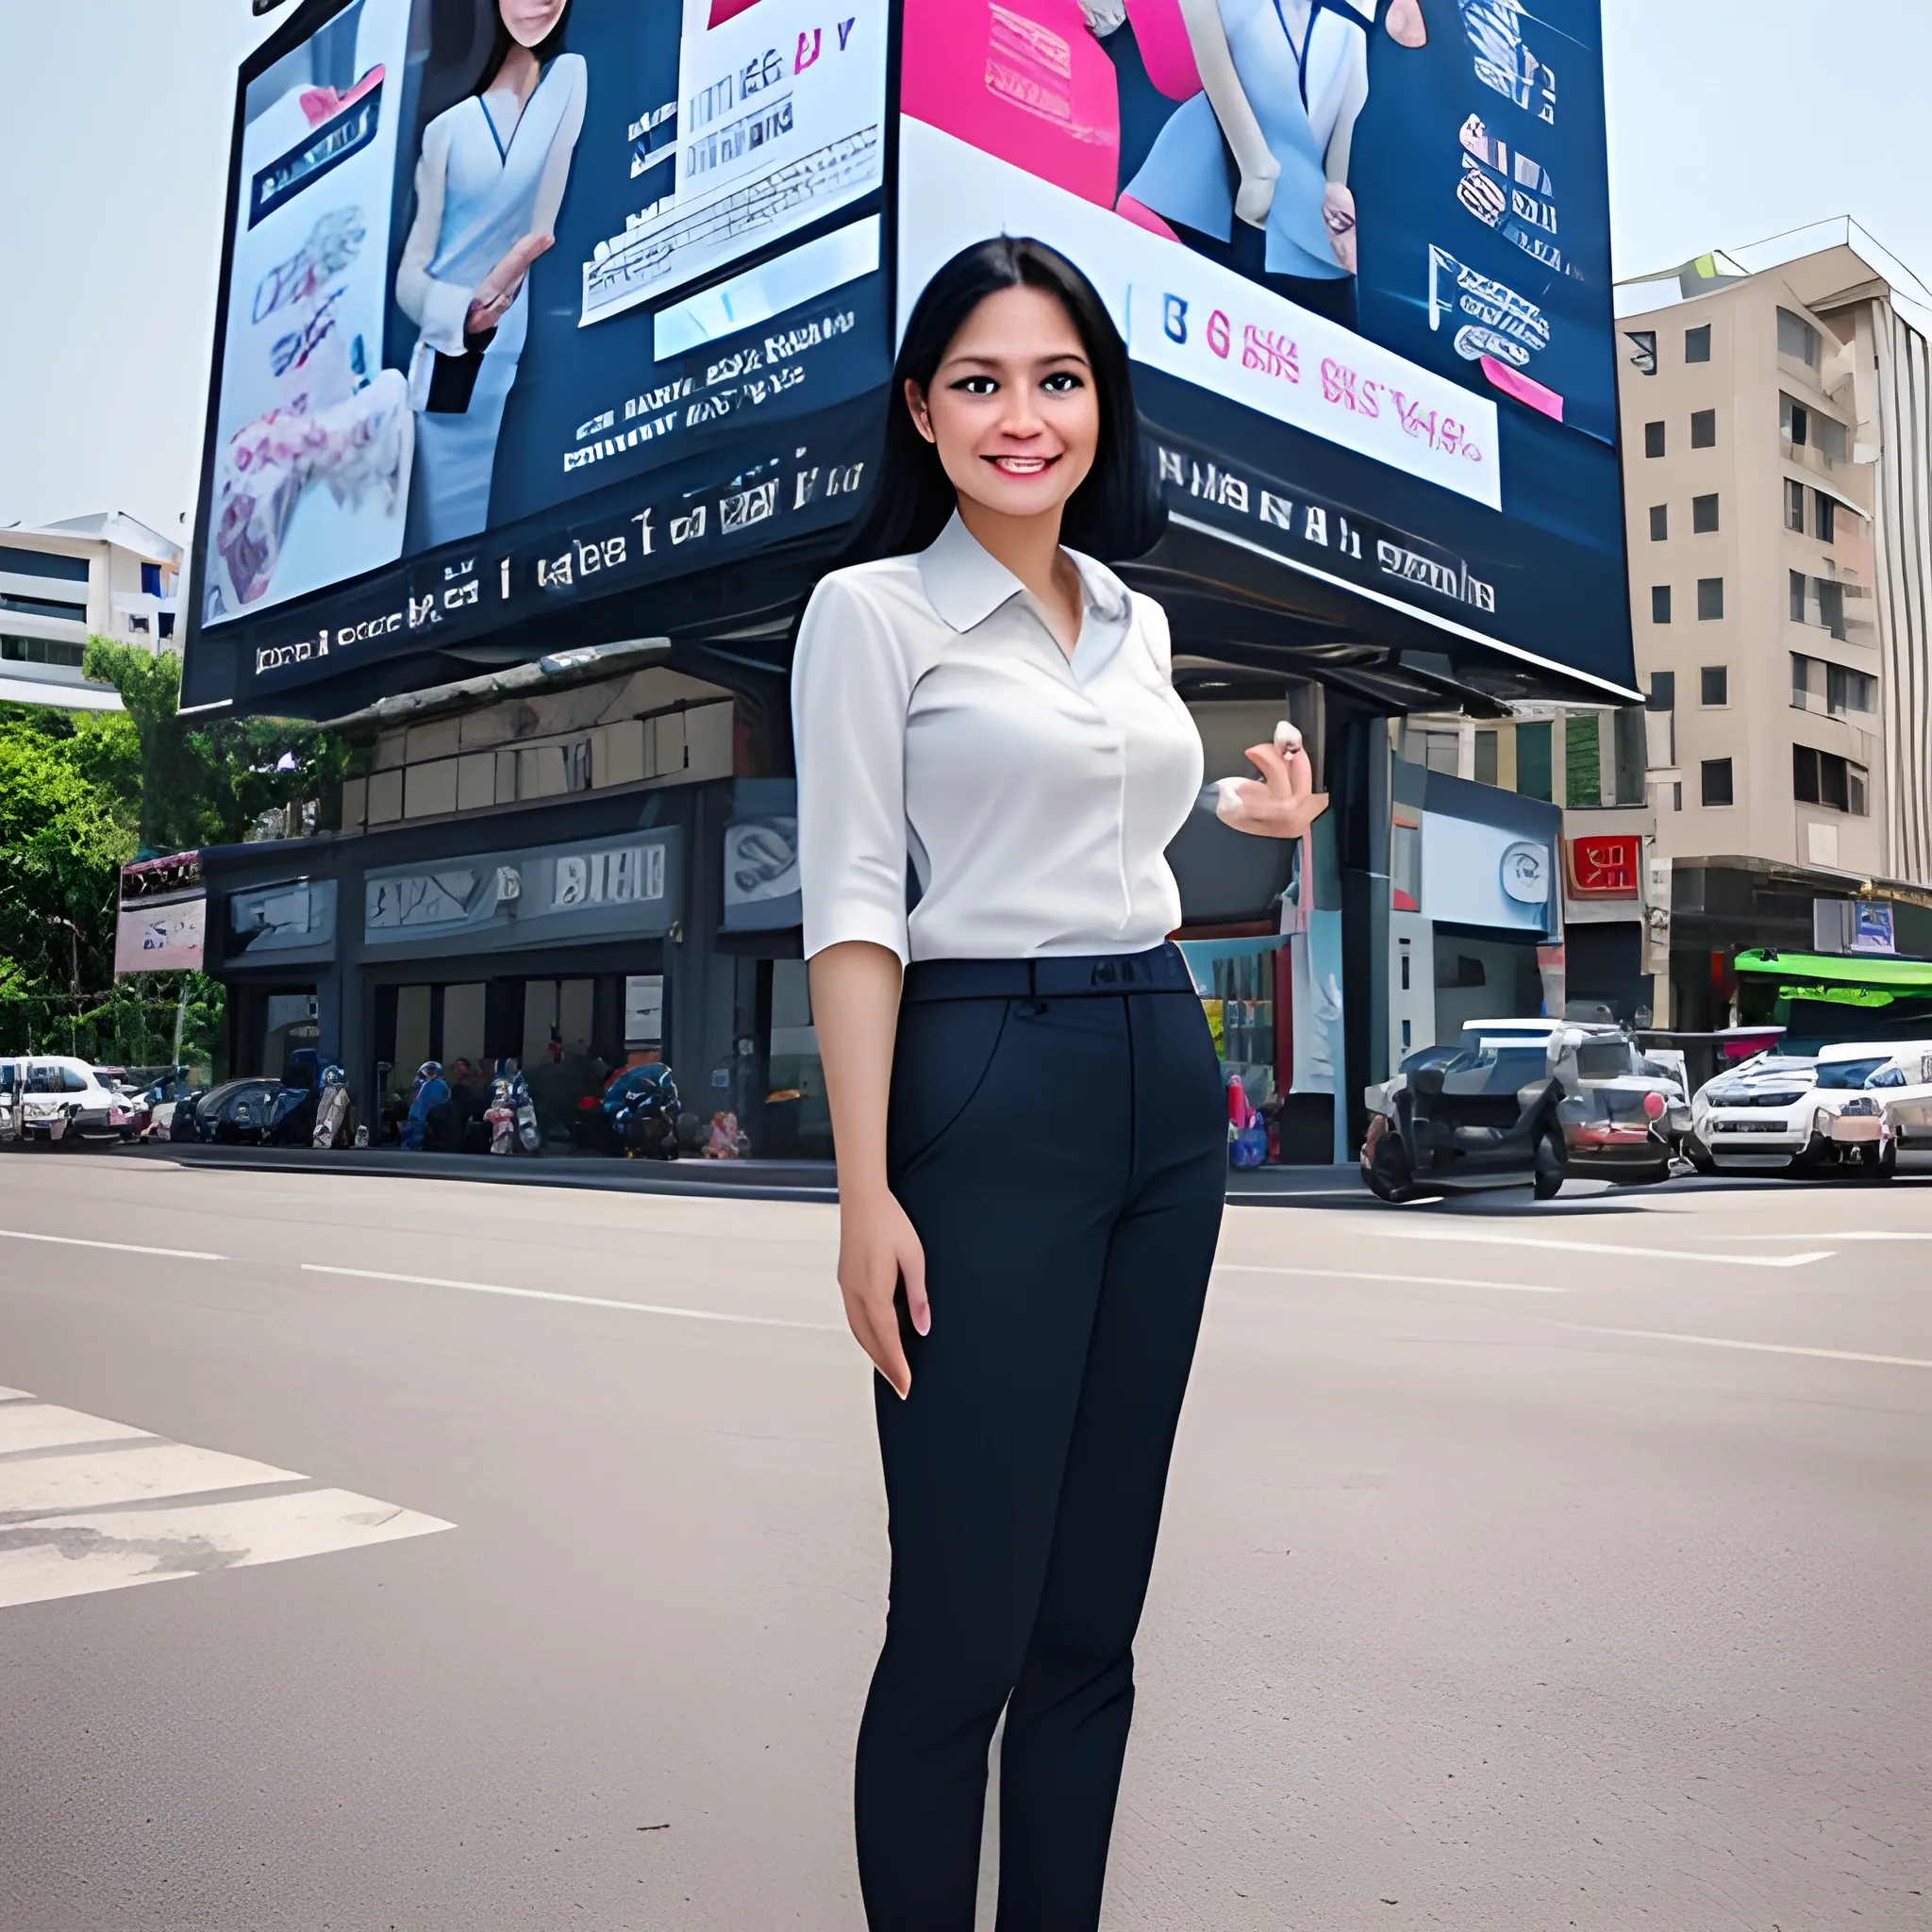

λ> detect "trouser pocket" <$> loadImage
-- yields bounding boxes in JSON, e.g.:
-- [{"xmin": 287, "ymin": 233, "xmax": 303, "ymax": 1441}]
[{"xmin": 887, "ymin": 998, "xmax": 1011, "ymax": 1179}]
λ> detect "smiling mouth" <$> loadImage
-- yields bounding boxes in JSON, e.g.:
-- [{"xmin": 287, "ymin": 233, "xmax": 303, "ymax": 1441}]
[{"xmin": 986, "ymin": 455, "xmax": 1058, "ymax": 475}]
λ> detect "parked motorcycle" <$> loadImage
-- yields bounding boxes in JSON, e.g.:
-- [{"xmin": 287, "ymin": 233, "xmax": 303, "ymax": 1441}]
[
  {"xmin": 485, "ymin": 1059, "xmax": 541, "ymax": 1156},
  {"xmin": 599, "ymin": 1062, "xmax": 685, "ymax": 1159},
  {"xmin": 312, "ymin": 1063, "xmax": 352, "ymax": 1150}
]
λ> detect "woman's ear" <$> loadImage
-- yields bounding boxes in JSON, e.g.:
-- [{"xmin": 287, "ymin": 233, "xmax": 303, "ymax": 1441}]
[{"xmin": 904, "ymin": 377, "xmax": 936, "ymax": 445}]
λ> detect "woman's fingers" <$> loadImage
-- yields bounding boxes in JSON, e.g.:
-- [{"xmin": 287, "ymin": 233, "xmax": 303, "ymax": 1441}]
[{"xmin": 900, "ymin": 1233, "xmax": 931, "ymax": 1340}]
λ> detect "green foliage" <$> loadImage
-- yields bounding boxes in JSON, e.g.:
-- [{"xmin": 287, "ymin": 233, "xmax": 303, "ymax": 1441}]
[
  {"xmin": 0, "ymin": 642, "xmax": 346, "ymax": 1060},
  {"xmin": 82, "ymin": 638, "xmax": 349, "ymax": 851}
]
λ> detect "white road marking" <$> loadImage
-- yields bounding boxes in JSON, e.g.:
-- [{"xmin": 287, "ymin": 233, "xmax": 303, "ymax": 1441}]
[
  {"xmin": 302, "ymin": 1263, "xmax": 844, "ymax": 1331},
  {"xmin": 0, "ymin": 1391, "xmax": 453, "ymax": 1611},
  {"xmin": 0, "ymin": 1228, "xmax": 225, "ymax": 1261},
  {"xmin": 1559, "ymin": 1325, "xmax": 1932, "ymax": 1371},
  {"xmin": 1361, "ymin": 1227, "xmax": 1833, "ymax": 1268},
  {"xmin": 1710, "ymin": 1230, "xmax": 1932, "ymax": 1242},
  {"xmin": 0, "ymin": 1489, "xmax": 453, "ymax": 1609},
  {"xmin": 1216, "ymin": 1265, "xmax": 1563, "ymax": 1293},
  {"xmin": 0, "ymin": 1405, "xmax": 153, "ymax": 1454},
  {"xmin": 0, "ymin": 1441, "xmax": 303, "ymax": 1519}
]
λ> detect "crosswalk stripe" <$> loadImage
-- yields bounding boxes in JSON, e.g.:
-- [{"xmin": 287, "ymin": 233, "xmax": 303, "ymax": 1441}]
[
  {"xmin": 0, "ymin": 1391, "xmax": 453, "ymax": 1611},
  {"xmin": 0, "ymin": 1489, "xmax": 454, "ymax": 1609},
  {"xmin": 0, "ymin": 1441, "xmax": 304, "ymax": 1520},
  {"xmin": 0, "ymin": 1405, "xmax": 153, "ymax": 1454}
]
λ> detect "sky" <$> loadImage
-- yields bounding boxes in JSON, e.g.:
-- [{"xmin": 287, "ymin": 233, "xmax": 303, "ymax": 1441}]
[{"xmin": 5, "ymin": 0, "xmax": 1932, "ymax": 540}]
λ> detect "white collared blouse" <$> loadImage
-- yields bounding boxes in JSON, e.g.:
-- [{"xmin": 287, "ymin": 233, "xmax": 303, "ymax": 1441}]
[{"xmin": 792, "ymin": 512, "xmax": 1207, "ymax": 963}]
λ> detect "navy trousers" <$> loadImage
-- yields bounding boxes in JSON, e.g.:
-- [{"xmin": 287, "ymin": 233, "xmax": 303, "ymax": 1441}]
[{"xmin": 855, "ymin": 951, "xmax": 1226, "ymax": 1931}]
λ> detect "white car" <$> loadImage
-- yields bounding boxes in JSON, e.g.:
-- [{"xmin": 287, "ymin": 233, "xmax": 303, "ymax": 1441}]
[
  {"xmin": 1810, "ymin": 1040, "xmax": 1932, "ymax": 1177},
  {"xmin": 0, "ymin": 1057, "xmax": 142, "ymax": 1147},
  {"xmin": 1688, "ymin": 1051, "xmax": 1823, "ymax": 1172}
]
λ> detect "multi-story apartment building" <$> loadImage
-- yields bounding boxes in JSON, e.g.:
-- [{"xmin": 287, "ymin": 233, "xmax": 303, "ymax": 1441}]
[
  {"xmin": 1619, "ymin": 237, "xmax": 1932, "ymax": 1025},
  {"xmin": 0, "ymin": 511, "xmax": 183, "ymax": 710}
]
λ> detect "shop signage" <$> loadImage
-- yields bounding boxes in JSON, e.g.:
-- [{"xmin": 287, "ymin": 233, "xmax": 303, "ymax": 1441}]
[
  {"xmin": 625, "ymin": 974, "xmax": 665, "ymax": 1047},
  {"xmin": 1567, "ymin": 833, "xmax": 1641, "ymax": 900},
  {"xmin": 1852, "ymin": 900, "xmax": 1897, "ymax": 955},
  {"xmin": 722, "ymin": 817, "xmax": 801, "ymax": 932},
  {"xmin": 113, "ymin": 897, "xmax": 207, "ymax": 974},
  {"xmin": 227, "ymin": 877, "xmax": 338, "ymax": 960},
  {"xmin": 120, "ymin": 850, "xmax": 203, "ymax": 903},
  {"xmin": 364, "ymin": 828, "xmax": 682, "ymax": 954},
  {"xmin": 1500, "ymin": 841, "xmax": 1552, "ymax": 904}
]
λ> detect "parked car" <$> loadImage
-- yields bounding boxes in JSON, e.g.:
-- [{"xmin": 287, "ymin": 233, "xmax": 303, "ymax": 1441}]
[
  {"xmin": 170, "ymin": 1056, "xmax": 331, "ymax": 1148},
  {"xmin": 137, "ymin": 1068, "xmax": 199, "ymax": 1140},
  {"xmin": 1800, "ymin": 1040, "xmax": 1932, "ymax": 1177},
  {"xmin": 1686, "ymin": 1048, "xmax": 1829, "ymax": 1174},
  {"xmin": 1361, "ymin": 1022, "xmax": 1686, "ymax": 1203},
  {"xmin": 0, "ymin": 1057, "xmax": 142, "ymax": 1147}
]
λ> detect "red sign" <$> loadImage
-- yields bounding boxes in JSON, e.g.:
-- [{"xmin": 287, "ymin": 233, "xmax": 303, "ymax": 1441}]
[{"xmin": 1568, "ymin": 834, "xmax": 1641, "ymax": 899}]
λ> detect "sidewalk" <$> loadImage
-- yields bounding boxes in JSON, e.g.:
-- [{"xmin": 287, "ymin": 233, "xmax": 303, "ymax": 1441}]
[{"xmin": 112, "ymin": 1142, "xmax": 1365, "ymax": 1206}]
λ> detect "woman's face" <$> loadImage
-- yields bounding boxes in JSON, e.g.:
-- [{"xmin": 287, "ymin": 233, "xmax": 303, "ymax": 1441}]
[
  {"xmin": 500, "ymin": 0, "xmax": 567, "ymax": 47},
  {"xmin": 908, "ymin": 284, "xmax": 1100, "ymax": 526}
]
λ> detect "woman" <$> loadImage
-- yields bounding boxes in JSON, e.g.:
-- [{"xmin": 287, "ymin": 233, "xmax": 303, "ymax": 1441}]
[
  {"xmin": 792, "ymin": 237, "xmax": 1324, "ymax": 1930},
  {"xmin": 394, "ymin": 0, "xmax": 586, "ymax": 549},
  {"xmin": 1119, "ymin": 0, "xmax": 1424, "ymax": 326}
]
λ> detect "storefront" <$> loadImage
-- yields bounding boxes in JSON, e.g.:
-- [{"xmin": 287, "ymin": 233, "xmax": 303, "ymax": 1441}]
[{"xmin": 1386, "ymin": 759, "xmax": 1562, "ymax": 1064}]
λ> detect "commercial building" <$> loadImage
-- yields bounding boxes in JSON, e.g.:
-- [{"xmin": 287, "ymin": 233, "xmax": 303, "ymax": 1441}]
[
  {"xmin": 175, "ymin": 0, "xmax": 1636, "ymax": 1160},
  {"xmin": 1617, "ymin": 233, "xmax": 1932, "ymax": 1024},
  {"xmin": 0, "ymin": 511, "xmax": 182, "ymax": 710}
]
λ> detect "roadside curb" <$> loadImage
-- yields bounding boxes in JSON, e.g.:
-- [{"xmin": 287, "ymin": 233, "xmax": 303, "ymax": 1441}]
[{"xmin": 108, "ymin": 1143, "xmax": 1369, "ymax": 1206}]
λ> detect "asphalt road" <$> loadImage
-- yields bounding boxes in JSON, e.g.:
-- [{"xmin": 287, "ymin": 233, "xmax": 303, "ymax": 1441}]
[{"xmin": 1, "ymin": 1154, "xmax": 1927, "ymax": 1931}]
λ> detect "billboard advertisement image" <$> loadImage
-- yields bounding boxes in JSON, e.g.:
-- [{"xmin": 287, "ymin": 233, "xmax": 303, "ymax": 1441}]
[
  {"xmin": 897, "ymin": 0, "xmax": 1632, "ymax": 692},
  {"xmin": 192, "ymin": 0, "xmax": 892, "ymax": 697}
]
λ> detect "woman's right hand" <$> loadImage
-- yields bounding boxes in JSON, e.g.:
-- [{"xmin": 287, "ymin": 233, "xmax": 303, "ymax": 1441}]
[
  {"xmin": 838, "ymin": 1184, "xmax": 929, "ymax": 1400},
  {"xmin": 1234, "ymin": 156, "xmax": 1280, "ymax": 228},
  {"xmin": 465, "ymin": 231, "xmax": 554, "ymax": 336}
]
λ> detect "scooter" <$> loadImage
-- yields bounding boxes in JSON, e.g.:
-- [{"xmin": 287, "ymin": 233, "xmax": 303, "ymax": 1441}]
[
  {"xmin": 312, "ymin": 1063, "xmax": 352, "ymax": 1150},
  {"xmin": 485, "ymin": 1058, "xmax": 541, "ymax": 1156},
  {"xmin": 605, "ymin": 1062, "xmax": 685, "ymax": 1159}
]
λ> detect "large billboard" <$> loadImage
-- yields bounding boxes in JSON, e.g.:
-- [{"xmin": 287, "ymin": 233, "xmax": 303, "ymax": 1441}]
[
  {"xmin": 898, "ymin": 0, "xmax": 1633, "ymax": 693},
  {"xmin": 189, "ymin": 0, "xmax": 893, "ymax": 700}
]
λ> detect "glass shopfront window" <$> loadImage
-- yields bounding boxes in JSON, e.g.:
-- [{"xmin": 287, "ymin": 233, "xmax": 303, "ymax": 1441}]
[
  {"xmin": 764, "ymin": 959, "xmax": 832, "ymax": 1158},
  {"xmin": 1178, "ymin": 939, "xmax": 1287, "ymax": 1164}
]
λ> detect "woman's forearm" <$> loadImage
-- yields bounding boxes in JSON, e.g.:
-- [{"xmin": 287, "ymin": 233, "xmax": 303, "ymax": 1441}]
[
  {"xmin": 1175, "ymin": 0, "xmax": 1276, "ymax": 192},
  {"xmin": 809, "ymin": 941, "xmax": 904, "ymax": 1201}
]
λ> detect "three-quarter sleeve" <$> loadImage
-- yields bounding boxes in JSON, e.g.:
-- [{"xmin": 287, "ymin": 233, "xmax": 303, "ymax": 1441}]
[
  {"xmin": 792, "ymin": 574, "xmax": 914, "ymax": 962},
  {"xmin": 393, "ymin": 117, "xmax": 472, "ymax": 356}
]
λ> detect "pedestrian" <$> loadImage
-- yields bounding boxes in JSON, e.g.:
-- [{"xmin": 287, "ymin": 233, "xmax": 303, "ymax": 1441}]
[{"xmin": 792, "ymin": 235, "xmax": 1324, "ymax": 1932}]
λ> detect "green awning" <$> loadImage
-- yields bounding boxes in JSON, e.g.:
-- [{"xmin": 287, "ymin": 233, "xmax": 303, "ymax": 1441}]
[{"xmin": 1734, "ymin": 948, "xmax": 1932, "ymax": 991}]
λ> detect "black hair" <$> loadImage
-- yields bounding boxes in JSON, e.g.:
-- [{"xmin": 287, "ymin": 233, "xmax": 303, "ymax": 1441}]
[
  {"xmin": 473, "ymin": 0, "xmax": 573, "ymax": 94},
  {"xmin": 843, "ymin": 236, "xmax": 1167, "ymax": 564}
]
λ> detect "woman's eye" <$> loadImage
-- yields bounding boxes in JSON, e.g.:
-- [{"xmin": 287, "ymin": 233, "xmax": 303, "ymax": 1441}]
[
  {"xmin": 951, "ymin": 375, "xmax": 999, "ymax": 396},
  {"xmin": 1041, "ymin": 371, "xmax": 1086, "ymax": 394}
]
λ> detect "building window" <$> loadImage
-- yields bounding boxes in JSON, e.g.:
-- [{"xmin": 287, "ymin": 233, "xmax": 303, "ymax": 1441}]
[
  {"xmin": 1644, "ymin": 421, "xmax": 1666, "ymax": 458},
  {"xmin": 1782, "ymin": 393, "xmax": 1809, "ymax": 446},
  {"xmin": 1516, "ymin": 721, "xmax": 1553, "ymax": 802},
  {"xmin": 0, "ymin": 546, "xmax": 88, "ymax": 584},
  {"xmin": 1801, "ymin": 659, "xmax": 1878, "ymax": 715},
  {"xmin": 1697, "ymin": 577, "xmax": 1724, "ymax": 620},
  {"xmin": 1702, "ymin": 758, "xmax": 1735, "ymax": 808},
  {"xmin": 140, "ymin": 562, "xmax": 163, "ymax": 596},
  {"xmin": 1673, "ymin": 781, "xmax": 1683, "ymax": 811},
  {"xmin": 1776, "ymin": 307, "xmax": 1821, "ymax": 366},
  {"xmin": 1685, "ymin": 323, "xmax": 1712, "ymax": 363},
  {"xmin": 1816, "ymin": 577, "xmax": 1845, "ymax": 639},
  {"xmin": 158, "ymin": 612, "xmax": 175, "ymax": 640},
  {"xmin": 1565, "ymin": 713, "xmax": 1602, "ymax": 808},
  {"xmin": 1651, "ymin": 585, "xmax": 1673, "ymax": 624},
  {"xmin": 1815, "ymin": 494, "xmax": 1836, "ymax": 543},
  {"xmin": 1701, "ymin": 665, "xmax": 1728, "ymax": 707},
  {"xmin": 1814, "ymin": 413, "xmax": 1848, "ymax": 462},
  {"xmin": 1790, "ymin": 569, "xmax": 1807, "ymax": 622},
  {"xmin": 1648, "ymin": 504, "xmax": 1668, "ymax": 541},
  {"xmin": 1793, "ymin": 744, "xmax": 1869, "ymax": 814},
  {"xmin": 1474, "ymin": 728, "xmax": 1499, "ymax": 787},
  {"xmin": 1785, "ymin": 479, "xmax": 1806, "ymax": 531},
  {"xmin": 127, "ymin": 613, "xmax": 150, "ymax": 634},
  {"xmin": 0, "ymin": 635, "xmax": 87, "ymax": 668},
  {"xmin": 1792, "ymin": 653, "xmax": 1812, "ymax": 709},
  {"xmin": 0, "ymin": 590, "xmax": 88, "ymax": 623},
  {"xmin": 1690, "ymin": 408, "xmax": 1717, "ymax": 448},
  {"xmin": 1647, "ymin": 671, "xmax": 1676, "ymax": 711},
  {"xmin": 1692, "ymin": 492, "xmax": 1720, "ymax": 533}
]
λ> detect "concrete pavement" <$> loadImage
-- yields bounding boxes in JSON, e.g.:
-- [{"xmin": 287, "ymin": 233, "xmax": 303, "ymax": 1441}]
[{"xmin": 1, "ymin": 1153, "xmax": 1926, "ymax": 1928}]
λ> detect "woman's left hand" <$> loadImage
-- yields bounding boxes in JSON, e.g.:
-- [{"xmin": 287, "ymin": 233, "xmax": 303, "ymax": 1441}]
[
  {"xmin": 1324, "ymin": 183, "xmax": 1358, "ymax": 275},
  {"xmin": 1215, "ymin": 723, "xmax": 1328, "ymax": 840}
]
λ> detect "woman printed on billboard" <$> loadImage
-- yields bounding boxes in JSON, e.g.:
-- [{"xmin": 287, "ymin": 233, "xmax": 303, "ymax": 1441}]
[
  {"xmin": 1118, "ymin": 0, "xmax": 1427, "ymax": 326},
  {"xmin": 793, "ymin": 237, "xmax": 1324, "ymax": 1928},
  {"xmin": 394, "ymin": 0, "xmax": 586, "ymax": 549}
]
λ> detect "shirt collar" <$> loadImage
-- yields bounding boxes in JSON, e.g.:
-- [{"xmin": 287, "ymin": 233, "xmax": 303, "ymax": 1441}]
[{"xmin": 916, "ymin": 509, "xmax": 1131, "ymax": 636}]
